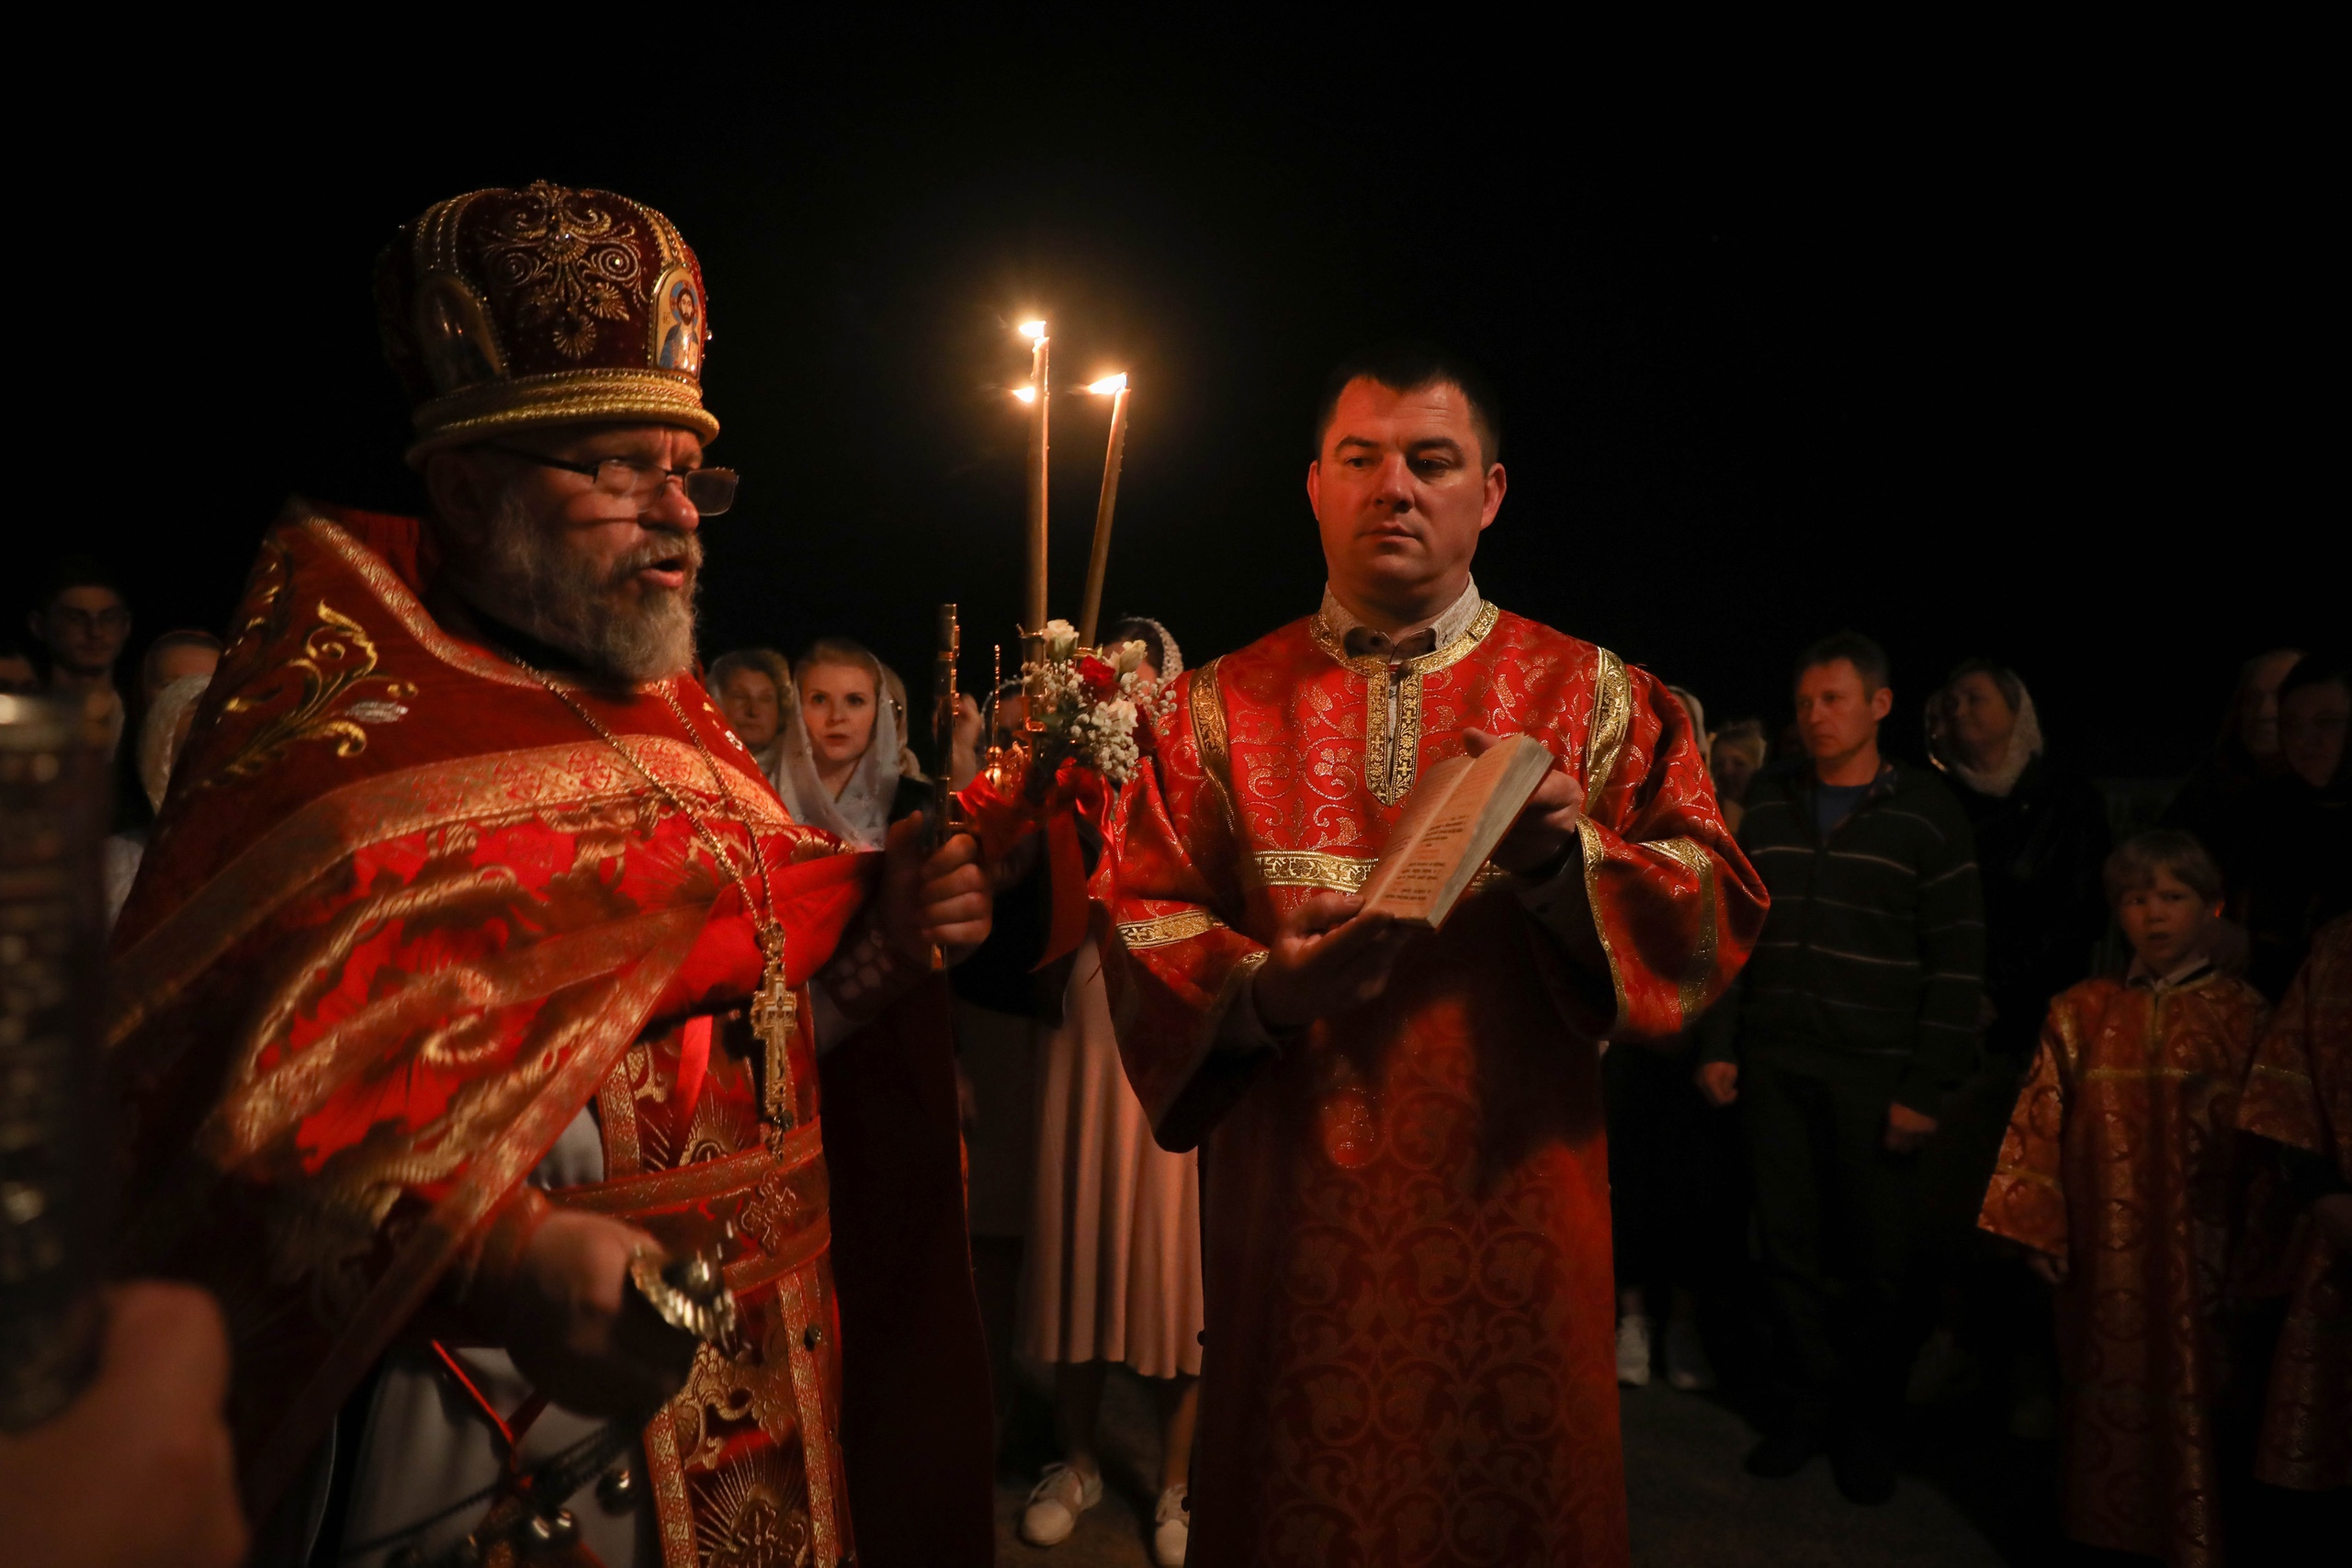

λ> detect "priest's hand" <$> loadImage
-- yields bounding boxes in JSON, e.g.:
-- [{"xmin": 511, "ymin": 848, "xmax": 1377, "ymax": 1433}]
[
  {"xmin": 1466, "ymin": 728, "xmax": 1586, "ymax": 876},
  {"xmin": 1252, "ymin": 892, "xmax": 1420, "ymax": 1031},
  {"xmin": 0, "ymin": 1282, "xmax": 247, "ymax": 1568},
  {"xmin": 2028, "ymin": 1250, "xmax": 2070, "ymax": 1286},
  {"xmin": 879, "ymin": 814, "xmax": 992, "ymax": 964},
  {"xmin": 504, "ymin": 1211, "xmax": 698, "ymax": 1418},
  {"xmin": 1697, "ymin": 1061, "xmax": 1739, "ymax": 1107}
]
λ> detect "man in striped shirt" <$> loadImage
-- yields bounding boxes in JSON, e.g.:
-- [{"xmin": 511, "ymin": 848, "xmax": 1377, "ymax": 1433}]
[{"xmin": 1698, "ymin": 631, "xmax": 1984, "ymax": 1504}]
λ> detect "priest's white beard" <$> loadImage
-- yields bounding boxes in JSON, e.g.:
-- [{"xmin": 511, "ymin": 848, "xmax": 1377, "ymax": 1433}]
[{"xmin": 454, "ymin": 491, "xmax": 703, "ymax": 682}]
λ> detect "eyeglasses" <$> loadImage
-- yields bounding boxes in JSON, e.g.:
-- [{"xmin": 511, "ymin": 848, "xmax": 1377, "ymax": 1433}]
[
  {"xmin": 488, "ymin": 446, "xmax": 739, "ymax": 515},
  {"xmin": 46, "ymin": 605, "xmax": 130, "ymax": 632}
]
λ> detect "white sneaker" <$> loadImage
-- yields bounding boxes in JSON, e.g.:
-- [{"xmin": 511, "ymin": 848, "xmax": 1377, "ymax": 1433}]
[
  {"xmin": 1615, "ymin": 1315, "xmax": 1653, "ymax": 1386},
  {"xmin": 1019, "ymin": 1462, "xmax": 1103, "ymax": 1547},
  {"xmin": 1664, "ymin": 1317, "xmax": 1715, "ymax": 1391},
  {"xmin": 1151, "ymin": 1483, "xmax": 1190, "ymax": 1567}
]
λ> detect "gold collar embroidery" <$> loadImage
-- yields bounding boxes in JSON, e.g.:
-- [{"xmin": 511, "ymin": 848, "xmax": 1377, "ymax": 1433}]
[{"xmin": 1309, "ymin": 600, "xmax": 1502, "ymax": 806}]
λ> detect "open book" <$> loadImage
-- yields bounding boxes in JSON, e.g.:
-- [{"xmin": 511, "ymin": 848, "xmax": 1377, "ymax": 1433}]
[{"xmin": 1357, "ymin": 733, "xmax": 1559, "ymax": 929}]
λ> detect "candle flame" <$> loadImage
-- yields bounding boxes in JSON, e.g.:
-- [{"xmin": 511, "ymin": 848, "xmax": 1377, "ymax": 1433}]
[
  {"xmin": 1087, "ymin": 374, "xmax": 1128, "ymax": 394},
  {"xmin": 1018, "ymin": 320, "xmax": 1047, "ymax": 339},
  {"xmin": 1011, "ymin": 386, "xmax": 1036, "ymax": 403}
]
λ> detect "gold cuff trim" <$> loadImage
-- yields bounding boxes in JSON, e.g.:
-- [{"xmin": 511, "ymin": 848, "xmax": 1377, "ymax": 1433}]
[
  {"xmin": 1115, "ymin": 910, "xmax": 1227, "ymax": 950},
  {"xmin": 1246, "ymin": 851, "xmax": 1375, "ymax": 892},
  {"xmin": 1578, "ymin": 818, "xmax": 1629, "ymax": 1037},
  {"xmin": 1646, "ymin": 836, "xmax": 1720, "ymax": 1029},
  {"xmin": 405, "ymin": 367, "xmax": 718, "ymax": 465}
]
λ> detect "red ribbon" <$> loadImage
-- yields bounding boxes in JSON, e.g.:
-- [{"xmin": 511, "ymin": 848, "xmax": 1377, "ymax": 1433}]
[{"xmin": 954, "ymin": 762, "xmax": 1113, "ymax": 970}]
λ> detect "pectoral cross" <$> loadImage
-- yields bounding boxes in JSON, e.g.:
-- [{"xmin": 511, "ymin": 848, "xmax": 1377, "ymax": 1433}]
[{"xmin": 748, "ymin": 924, "xmax": 797, "ymax": 1127}]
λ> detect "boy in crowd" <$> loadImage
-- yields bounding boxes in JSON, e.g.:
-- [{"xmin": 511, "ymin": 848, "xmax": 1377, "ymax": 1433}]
[{"xmin": 1978, "ymin": 831, "xmax": 2267, "ymax": 1568}]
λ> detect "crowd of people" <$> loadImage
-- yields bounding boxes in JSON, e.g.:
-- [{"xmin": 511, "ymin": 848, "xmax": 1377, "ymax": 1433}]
[
  {"xmin": 2, "ymin": 177, "xmax": 2343, "ymax": 1568},
  {"xmin": 1629, "ymin": 634, "xmax": 2350, "ymax": 1564}
]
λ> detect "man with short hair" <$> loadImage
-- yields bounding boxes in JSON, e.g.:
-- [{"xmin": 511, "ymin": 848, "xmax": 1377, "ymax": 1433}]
[
  {"xmin": 1096, "ymin": 342, "xmax": 1765, "ymax": 1564},
  {"xmin": 109, "ymin": 182, "xmax": 990, "ymax": 1566},
  {"xmin": 28, "ymin": 558, "xmax": 133, "ymax": 695},
  {"xmin": 1698, "ymin": 632, "xmax": 1984, "ymax": 1503},
  {"xmin": 28, "ymin": 558, "xmax": 133, "ymax": 752}
]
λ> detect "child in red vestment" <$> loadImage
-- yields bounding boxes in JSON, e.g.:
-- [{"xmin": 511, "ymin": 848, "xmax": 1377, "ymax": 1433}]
[
  {"xmin": 1978, "ymin": 831, "xmax": 2267, "ymax": 1568},
  {"xmin": 2233, "ymin": 913, "xmax": 2352, "ymax": 1494}
]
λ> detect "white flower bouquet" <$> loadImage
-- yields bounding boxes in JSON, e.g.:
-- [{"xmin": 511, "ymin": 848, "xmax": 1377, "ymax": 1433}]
[{"xmin": 1020, "ymin": 619, "xmax": 1176, "ymax": 789}]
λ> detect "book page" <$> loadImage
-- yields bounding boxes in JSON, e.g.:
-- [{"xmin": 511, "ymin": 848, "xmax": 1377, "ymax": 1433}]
[
  {"xmin": 1356, "ymin": 752, "xmax": 1473, "ymax": 914},
  {"xmin": 1361, "ymin": 735, "xmax": 1556, "ymax": 928}
]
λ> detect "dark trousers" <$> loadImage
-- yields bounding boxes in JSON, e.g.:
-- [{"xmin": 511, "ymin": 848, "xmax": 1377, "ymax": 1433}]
[
  {"xmin": 1742, "ymin": 1055, "xmax": 1929, "ymax": 1434},
  {"xmin": 1606, "ymin": 1033, "xmax": 1742, "ymax": 1296}
]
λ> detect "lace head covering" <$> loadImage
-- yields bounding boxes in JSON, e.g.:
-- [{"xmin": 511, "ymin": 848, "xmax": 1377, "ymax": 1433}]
[
  {"xmin": 1102, "ymin": 615, "xmax": 1184, "ymax": 683},
  {"xmin": 775, "ymin": 640, "xmax": 907, "ymax": 850}
]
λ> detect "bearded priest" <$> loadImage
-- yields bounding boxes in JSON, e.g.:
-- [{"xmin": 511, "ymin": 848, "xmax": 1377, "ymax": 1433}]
[
  {"xmin": 105, "ymin": 183, "xmax": 990, "ymax": 1568},
  {"xmin": 1095, "ymin": 343, "xmax": 1767, "ymax": 1567}
]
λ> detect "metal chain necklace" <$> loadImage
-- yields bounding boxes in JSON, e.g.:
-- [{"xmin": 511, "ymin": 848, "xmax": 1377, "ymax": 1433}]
[{"xmin": 504, "ymin": 656, "xmax": 802, "ymax": 1127}]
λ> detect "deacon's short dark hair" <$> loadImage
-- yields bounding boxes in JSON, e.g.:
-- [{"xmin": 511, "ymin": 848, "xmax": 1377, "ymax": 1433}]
[
  {"xmin": 1312, "ymin": 340, "xmax": 1502, "ymax": 466},
  {"xmin": 2104, "ymin": 829, "xmax": 2223, "ymax": 908},
  {"xmin": 1795, "ymin": 631, "xmax": 1891, "ymax": 694}
]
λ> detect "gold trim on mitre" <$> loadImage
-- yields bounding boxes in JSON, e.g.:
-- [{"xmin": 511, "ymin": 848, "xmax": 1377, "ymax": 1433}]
[{"xmin": 404, "ymin": 367, "xmax": 719, "ymax": 465}]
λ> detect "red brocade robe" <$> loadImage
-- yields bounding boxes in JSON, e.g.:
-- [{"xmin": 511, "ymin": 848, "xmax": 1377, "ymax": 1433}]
[
  {"xmin": 1977, "ymin": 971, "xmax": 2267, "ymax": 1568},
  {"xmin": 1094, "ymin": 604, "xmax": 1763, "ymax": 1568},
  {"xmin": 2233, "ymin": 914, "xmax": 2352, "ymax": 1492},
  {"xmin": 107, "ymin": 503, "xmax": 879, "ymax": 1565}
]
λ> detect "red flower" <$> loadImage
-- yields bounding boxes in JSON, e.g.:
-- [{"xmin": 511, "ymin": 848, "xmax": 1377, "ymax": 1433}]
[{"xmin": 1077, "ymin": 656, "xmax": 1117, "ymax": 699}]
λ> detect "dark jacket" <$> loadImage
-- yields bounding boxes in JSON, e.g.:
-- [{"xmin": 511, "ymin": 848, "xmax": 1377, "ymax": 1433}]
[
  {"xmin": 1702, "ymin": 757, "xmax": 1985, "ymax": 1115},
  {"xmin": 1941, "ymin": 754, "xmax": 2110, "ymax": 1060}
]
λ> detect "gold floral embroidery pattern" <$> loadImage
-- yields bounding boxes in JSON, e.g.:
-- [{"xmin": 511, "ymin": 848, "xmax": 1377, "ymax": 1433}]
[
  {"xmin": 1647, "ymin": 837, "xmax": 1720, "ymax": 1027},
  {"xmin": 1189, "ymin": 660, "xmax": 1238, "ymax": 832},
  {"xmin": 204, "ymin": 601, "xmax": 418, "ymax": 787},
  {"xmin": 1584, "ymin": 646, "xmax": 1633, "ymax": 804},
  {"xmin": 1115, "ymin": 910, "xmax": 1226, "ymax": 950},
  {"xmin": 1578, "ymin": 818, "xmax": 1629, "ymax": 1037},
  {"xmin": 1246, "ymin": 851, "xmax": 1376, "ymax": 892},
  {"xmin": 480, "ymin": 181, "xmax": 643, "ymax": 360},
  {"xmin": 106, "ymin": 737, "xmax": 795, "ymax": 1053},
  {"xmin": 775, "ymin": 1265, "xmax": 843, "ymax": 1566},
  {"xmin": 1309, "ymin": 603, "xmax": 1503, "ymax": 806}
]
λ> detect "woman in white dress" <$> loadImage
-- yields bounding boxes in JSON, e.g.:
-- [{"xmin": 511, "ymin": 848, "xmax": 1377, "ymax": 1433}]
[{"xmin": 1017, "ymin": 618, "xmax": 1203, "ymax": 1568}]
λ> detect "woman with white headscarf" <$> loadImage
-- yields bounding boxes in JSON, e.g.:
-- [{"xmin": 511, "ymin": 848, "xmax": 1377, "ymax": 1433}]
[
  {"xmin": 789, "ymin": 634, "xmax": 1001, "ymax": 1568},
  {"xmin": 776, "ymin": 637, "xmax": 926, "ymax": 850}
]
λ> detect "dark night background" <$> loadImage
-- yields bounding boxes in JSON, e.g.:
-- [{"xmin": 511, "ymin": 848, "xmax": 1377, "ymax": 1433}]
[{"xmin": 31, "ymin": 32, "xmax": 2331, "ymax": 784}]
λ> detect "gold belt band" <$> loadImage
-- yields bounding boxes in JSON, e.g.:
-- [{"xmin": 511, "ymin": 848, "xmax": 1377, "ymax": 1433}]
[{"xmin": 559, "ymin": 1119, "xmax": 823, "ymax": 1215}]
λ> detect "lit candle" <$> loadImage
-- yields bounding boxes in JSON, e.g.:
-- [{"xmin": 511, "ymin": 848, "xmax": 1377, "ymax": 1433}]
[
  {"xmin": 1077, "ymin": 373, "xmax": 1130, "ymax": 650},
  {"xmin": 1018, "ymin": 320, "xmax": 1050, "ymax": 636}
]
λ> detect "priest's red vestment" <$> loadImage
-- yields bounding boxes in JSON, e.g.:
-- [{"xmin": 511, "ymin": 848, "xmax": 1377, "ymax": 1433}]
[
  {"xmin": 1977, "ymin": 970, "xmax": 2267, "ymax": 1568},
  {"xmin": 2233, "ymin": 913, "xmax": 2352, "ymax": 1493},
  {"xmin": 108, "ymin": 503, "xmax": 877, "ymax": 1565},
  {"xmin": 1094, "ymin": 604, "xmax": 1763, "ymax": 1567}
]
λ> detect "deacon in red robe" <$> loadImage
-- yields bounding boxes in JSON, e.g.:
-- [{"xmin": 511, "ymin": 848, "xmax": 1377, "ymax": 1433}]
[
  {"xmin": 107, "ymin": 183, "xmax": 991, "ymax": 1568},
  {"xmin": 1977, "ymin": 832, "xmax": 2266, "ymax": 1568},
  {"xmin": 2234, "ymin": 912, "xmax": 2352, "ymax": 1493},
  {"xmin": 1094, "ymin": 345, "xmax": 1765, "ymax": 1567}
]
